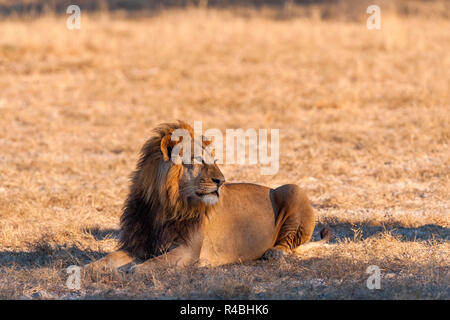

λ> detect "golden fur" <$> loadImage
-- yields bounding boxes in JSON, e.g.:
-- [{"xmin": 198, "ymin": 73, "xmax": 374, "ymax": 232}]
[{"xmin": 86, "ymin": 121, "xmax": 331, "ymax": 272}]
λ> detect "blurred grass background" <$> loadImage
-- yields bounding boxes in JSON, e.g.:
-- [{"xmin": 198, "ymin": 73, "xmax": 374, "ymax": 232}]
[
  {"xmin": 0, "ymin": 0, "xmax": 448, "ymax": 299},
  {"xmin": 0, "ymin": 0, "xmax": 449, "ymax": 20}
]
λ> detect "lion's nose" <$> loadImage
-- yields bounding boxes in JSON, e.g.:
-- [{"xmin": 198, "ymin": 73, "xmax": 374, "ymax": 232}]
[{"xmin": 212, "ymin": 177, "xmax": 225, "ymax": 187}]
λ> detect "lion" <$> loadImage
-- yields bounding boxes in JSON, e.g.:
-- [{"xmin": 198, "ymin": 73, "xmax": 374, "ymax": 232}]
[{"xmin": 86, "ymin": 121, "xmax": 332, "ymax": 273}]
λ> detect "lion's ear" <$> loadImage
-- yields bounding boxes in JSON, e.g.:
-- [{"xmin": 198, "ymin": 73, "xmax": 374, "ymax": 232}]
[
  {"xmin": 203, "ymin": 137, "xmax": 212, "ymax": 147},
  {"xmin": 160, "ymin": 134, "xmax": 173, "ymax": 162},
  {"xmin": 203, "ymin": 137, "xmax": 215, "ymax": 158},
  {"xmin": 161, "ymin": 133, "xmax": 184, "ymax": 162}
]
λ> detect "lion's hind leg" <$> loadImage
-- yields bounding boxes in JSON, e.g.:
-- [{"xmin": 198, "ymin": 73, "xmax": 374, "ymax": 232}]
[{"xmin": 263, "ymin": 184, "xmax": 318, "ymax": 260}]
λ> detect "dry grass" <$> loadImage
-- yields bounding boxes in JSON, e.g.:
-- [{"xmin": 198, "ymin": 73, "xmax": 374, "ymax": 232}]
[{"xmin": 0, "ymin": 4, "xmax": 449, "ymax": 299}]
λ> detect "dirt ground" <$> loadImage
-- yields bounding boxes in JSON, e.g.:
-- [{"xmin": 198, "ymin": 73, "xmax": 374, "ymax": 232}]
[{"xmin": 0, "ymin": 4, "xmax": 449, "ymax": 299}]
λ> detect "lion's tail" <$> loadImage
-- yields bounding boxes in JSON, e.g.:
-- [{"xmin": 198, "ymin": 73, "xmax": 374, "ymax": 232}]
[{"xmin": 294, "ymin": 226, "xmax": 333, "ymax": 253}]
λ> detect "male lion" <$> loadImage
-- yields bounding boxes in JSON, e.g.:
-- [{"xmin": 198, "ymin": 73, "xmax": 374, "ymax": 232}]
[{"xmin": 87, "ymin": 121, "xmax": 332, "ymax": 273}]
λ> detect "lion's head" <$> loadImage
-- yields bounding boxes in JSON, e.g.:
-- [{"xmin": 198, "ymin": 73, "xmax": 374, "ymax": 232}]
[{"xmin": 119, "ymin": 121, "xmax": 225, "ymax": 260}]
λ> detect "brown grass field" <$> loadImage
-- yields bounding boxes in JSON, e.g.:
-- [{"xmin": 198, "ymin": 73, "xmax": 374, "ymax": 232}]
[{"xmin": 0, "ymin": 2, "xmax": 449, "ymax": 299}]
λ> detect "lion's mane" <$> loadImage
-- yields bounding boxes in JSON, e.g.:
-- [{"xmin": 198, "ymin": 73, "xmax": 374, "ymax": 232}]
[{"xmin": 118, "ymin": 121, "xmax": 209, "ymax": 260}]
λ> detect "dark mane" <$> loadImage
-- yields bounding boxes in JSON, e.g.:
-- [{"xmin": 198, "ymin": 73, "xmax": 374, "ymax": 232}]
[{"xmin": 118, "ymin": 121, "xmax": 208, "ymax": 260}]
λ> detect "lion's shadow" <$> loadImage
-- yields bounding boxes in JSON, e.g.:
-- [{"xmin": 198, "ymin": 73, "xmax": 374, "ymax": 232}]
[
  {"xmin": 0, "ymin": 227, "xmax": 120, "ymax": 269},
  {"xmin": 85, "ymin": 227, "xmax": 120, "ymax": 241},
  {"xmin": 0, "ymin": 246, "xmax": 106, "ymax": 269},
  {"xmin": 314, "ymin": 222, "xmax": 449, "ymax": 243},
  {"xmin": 0, "ymin": 223, "xmax": 448, "ymax": 269}
]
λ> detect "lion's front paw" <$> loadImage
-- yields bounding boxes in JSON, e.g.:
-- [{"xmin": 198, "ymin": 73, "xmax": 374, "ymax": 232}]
[
  {"xmin": 117, "ymin": 262, "xmax": 137, "ymax": 275},
  {"xmin": 125, "ymin": 263, "xmax": 153, "ymax": 277},
  {"xmin": 83, "ymin": 261, "xmax": 112, "ymax": 274},
  {"xmin": 261, "ymin": 248, "xmax": 288, "ymax": 261}
]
